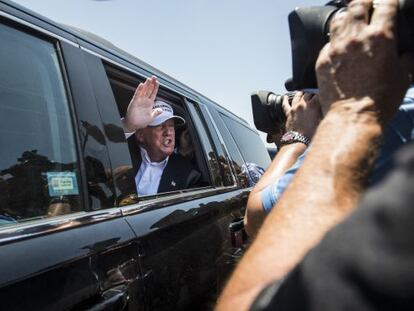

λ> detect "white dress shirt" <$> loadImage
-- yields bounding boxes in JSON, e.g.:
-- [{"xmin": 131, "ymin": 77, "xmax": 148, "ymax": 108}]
[{"xmin": 135, "ymin": 147, "xmax": 169, "ymax": 196}]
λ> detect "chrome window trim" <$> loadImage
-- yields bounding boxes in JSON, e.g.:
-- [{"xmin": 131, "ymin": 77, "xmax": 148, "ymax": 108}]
[
  {"xmin": 120, "ymin": 186, "xmax": 240, "ymax": 216},
  {"xmin": 0, "ymin": 208, "xmax": 122, "ymax": 245},
  {"xmin": 0, "ymin": 11, "xmax": 78, "ymax": 47},
  {"xmin": 0, "ymin": 185, "xmax": 248, "ymax": 244},
  {"xmin": 199, "ymin": 103, "xmax": 238, "ymax": 186}
]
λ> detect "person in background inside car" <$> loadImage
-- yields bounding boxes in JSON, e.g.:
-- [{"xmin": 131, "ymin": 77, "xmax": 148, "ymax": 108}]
[
  {"xmin": 178, "ymin": 127, "xmax": 195, "ymax": 159},
  {"xmin": 122, "ymin": 76, "xmax": 200, "ymax": 196},
  {"xmin": 217, "ymin": 0, "xmax": 414, "ymax": 309}
]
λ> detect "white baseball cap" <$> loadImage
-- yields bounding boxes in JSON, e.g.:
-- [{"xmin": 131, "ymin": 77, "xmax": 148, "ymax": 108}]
[{"xmin": 149, "ymin": 100, "xmax": 185, "ymax": 127}]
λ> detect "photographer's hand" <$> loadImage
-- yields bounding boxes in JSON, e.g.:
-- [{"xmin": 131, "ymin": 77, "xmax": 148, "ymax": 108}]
[
  {"xmin": 282, "ymin": 92, "xmax": 322, "ymax": 140},
  {"xmin": 316, "ymin": 0, "xmax": 414, "ymax": 122}
]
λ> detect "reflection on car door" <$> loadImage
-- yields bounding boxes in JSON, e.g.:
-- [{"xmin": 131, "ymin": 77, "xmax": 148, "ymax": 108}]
[
  {"xmin": 0, "ymin": 216, "xmax": 142, "ymax": 310},
  {"xmin": 123, "ymin": 190, "xmax": 248, "ymax": 310}
]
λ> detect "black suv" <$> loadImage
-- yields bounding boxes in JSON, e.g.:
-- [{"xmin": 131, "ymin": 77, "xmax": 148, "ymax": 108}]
[{"xmin": 0, "ymin": 1, "xmax": 271, "ymax": 310}]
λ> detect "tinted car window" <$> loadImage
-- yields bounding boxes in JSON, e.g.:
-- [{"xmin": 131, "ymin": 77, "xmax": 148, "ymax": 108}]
[
  {"xmin": 0, "ymin": 23, "xmax": 82, "ymax": 226},
  {"xmin": 220, "ymin": 113, "xmax": 271, "ymax": 177},
  {"xmin": 207, "ymin": 108, "xmax": 247, "ymax": 187},
  {"xmin": 186, "ymin": 101, "xmax": 223, "ymax": 187}
]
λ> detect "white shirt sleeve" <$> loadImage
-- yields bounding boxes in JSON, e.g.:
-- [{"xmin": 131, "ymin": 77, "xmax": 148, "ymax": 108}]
[{"xmin": 121, "ymin": 117, "xmax": 135, "ymax": 139}]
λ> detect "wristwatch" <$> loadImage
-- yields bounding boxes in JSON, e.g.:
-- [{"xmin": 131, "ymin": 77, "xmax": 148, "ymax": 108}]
[{"xmin": 280, "ymin": 131, "xmax": 311, "ymax": 147}]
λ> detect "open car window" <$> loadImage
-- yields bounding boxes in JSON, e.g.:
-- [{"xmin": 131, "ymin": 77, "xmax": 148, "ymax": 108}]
[{"xmin": 103, "ymin": 64, "xmax": 212, "ymax": 201}]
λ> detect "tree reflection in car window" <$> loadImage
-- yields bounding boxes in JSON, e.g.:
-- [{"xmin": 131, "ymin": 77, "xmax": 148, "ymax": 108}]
[{"xmin": 0, "ymin": 23, "xmax": 82, "ymax": 225}]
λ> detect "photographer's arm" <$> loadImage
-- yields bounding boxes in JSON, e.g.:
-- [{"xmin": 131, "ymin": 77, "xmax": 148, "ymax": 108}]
[
  {"xmin": 217, "ymin": 0, "xmax": 414, "ymax": 310},
  {"xmin": 244, "ymin": 143, "xmax": 305, "ymax": 237},
  {"xmin": 220, "ymin": 109, "xmax": 383, "ymax": 311},
  {"xmin": 245, "ymin": 93, "xmax": 321, "ymax": 238}
]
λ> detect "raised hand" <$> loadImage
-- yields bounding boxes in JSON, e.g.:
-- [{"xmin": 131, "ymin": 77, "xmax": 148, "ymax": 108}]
[{"xmin": 122, "ymin": 76, "xmax": 162, "ymax": 132}]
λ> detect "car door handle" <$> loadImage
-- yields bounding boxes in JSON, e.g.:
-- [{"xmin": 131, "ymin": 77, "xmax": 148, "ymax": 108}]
[
  {"xmin": 229, "ymin": 218, "xmax": 246, "ymax": 248},
  {"xmin": 86, "ymin": 287, "xmax": 128, "ymax": 311}
]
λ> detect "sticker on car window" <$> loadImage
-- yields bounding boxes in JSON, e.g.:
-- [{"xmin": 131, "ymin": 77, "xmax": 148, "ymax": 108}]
[{"xmin": 47, "ymin": 172, "xmax": 79, "ymax": 196}]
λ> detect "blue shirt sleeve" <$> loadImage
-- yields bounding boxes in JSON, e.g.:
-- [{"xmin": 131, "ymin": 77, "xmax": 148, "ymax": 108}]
[
  {"xmin": 261, "ymin": 149, "xmax": 308, "ymax": 214},
  {"xmin": 371, "ymin": 85, "xmax": 414, "ymax": 184}
]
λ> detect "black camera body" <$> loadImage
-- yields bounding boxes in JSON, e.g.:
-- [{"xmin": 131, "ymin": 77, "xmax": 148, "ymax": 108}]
[
  {"xmin": 252, "ymin": 0, "xmax": 414, "ymax": 136},
  {"xmin": 251, "ymin": 91, "xmax": 296, "ymax": 135},
  {"xmin": 288, "ymin": 0, "xmax": 414, "ymax": 90}
]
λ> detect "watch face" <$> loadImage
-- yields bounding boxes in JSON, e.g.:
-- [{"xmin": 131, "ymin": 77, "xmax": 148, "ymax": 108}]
[
  {"xmin": 280, "ymin": 131, "xmax": 309, "ymax": 146},
  {"xmin": 282, "ymin": 132, "xmax": 296, "ymax": 142},
  {"xmin": 284, "ymin": 132, "xmax": 295, "ymax": 140}
]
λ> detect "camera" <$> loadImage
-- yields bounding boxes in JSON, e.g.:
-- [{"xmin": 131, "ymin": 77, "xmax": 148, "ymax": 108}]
[
  {"xmin": 288, "ymin": 0, "xmax": 414, "ymax": 90},
  {"xmin": 251, "ymin": 91, "xmax": 296, "ymax": 135},
  {"xmin": 251, "ymin": 0, "xmax": 414, "ymax": 137}
]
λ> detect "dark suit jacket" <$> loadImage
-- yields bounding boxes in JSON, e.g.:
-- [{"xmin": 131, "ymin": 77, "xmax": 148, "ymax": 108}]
[{"xmin": 128, "ymin": 137, "xmax": 201, "ymax": 194}]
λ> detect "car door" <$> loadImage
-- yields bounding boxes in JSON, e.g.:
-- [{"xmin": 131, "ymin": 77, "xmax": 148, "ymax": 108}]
[
  {"xmin": 80, "ymin": 51, "xmax": 250, "ymax": 309},
  {"xmin": 0, "ymin": 6, "xmax": 142, "ymax": 310}
]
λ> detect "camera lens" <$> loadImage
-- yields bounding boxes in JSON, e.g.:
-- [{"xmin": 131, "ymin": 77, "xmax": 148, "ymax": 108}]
[{"xmin": 251, "ymin": 91, "xmax": 298, "ymax": 136}]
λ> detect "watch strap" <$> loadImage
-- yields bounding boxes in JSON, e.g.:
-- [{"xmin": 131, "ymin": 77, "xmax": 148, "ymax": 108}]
[{"xmin": 280, "ymin": 131, "xmax": 310, "ymax": 147}]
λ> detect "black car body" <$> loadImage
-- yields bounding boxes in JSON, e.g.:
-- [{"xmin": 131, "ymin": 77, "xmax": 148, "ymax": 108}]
[{"xmin": 0, "ymin": 1, "xmax": 271, "ymax": 310}]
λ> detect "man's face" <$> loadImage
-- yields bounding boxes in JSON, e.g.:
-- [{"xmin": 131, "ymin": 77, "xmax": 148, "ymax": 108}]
[{"xmin": 136, "ymin": 119, "xmax": 175, "ymax": 162}]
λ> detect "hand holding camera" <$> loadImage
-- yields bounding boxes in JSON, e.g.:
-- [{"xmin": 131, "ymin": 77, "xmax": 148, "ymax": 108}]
[
  {"xmin": 316, "ymin": 0, "xmax": 414, "ymax": 122},
  {"xmin": 282, "ymin": 92, "xmax": 322, "ymax": 142},
  {"xmin": 252, "ymin": 0, "xmax": 414, "ymax": 140}
]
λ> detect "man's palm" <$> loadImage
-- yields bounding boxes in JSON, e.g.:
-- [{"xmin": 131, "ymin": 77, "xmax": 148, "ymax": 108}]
[{"xmin": 124, "ymin": 76, "xmax": 161, "ymax": 132}]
